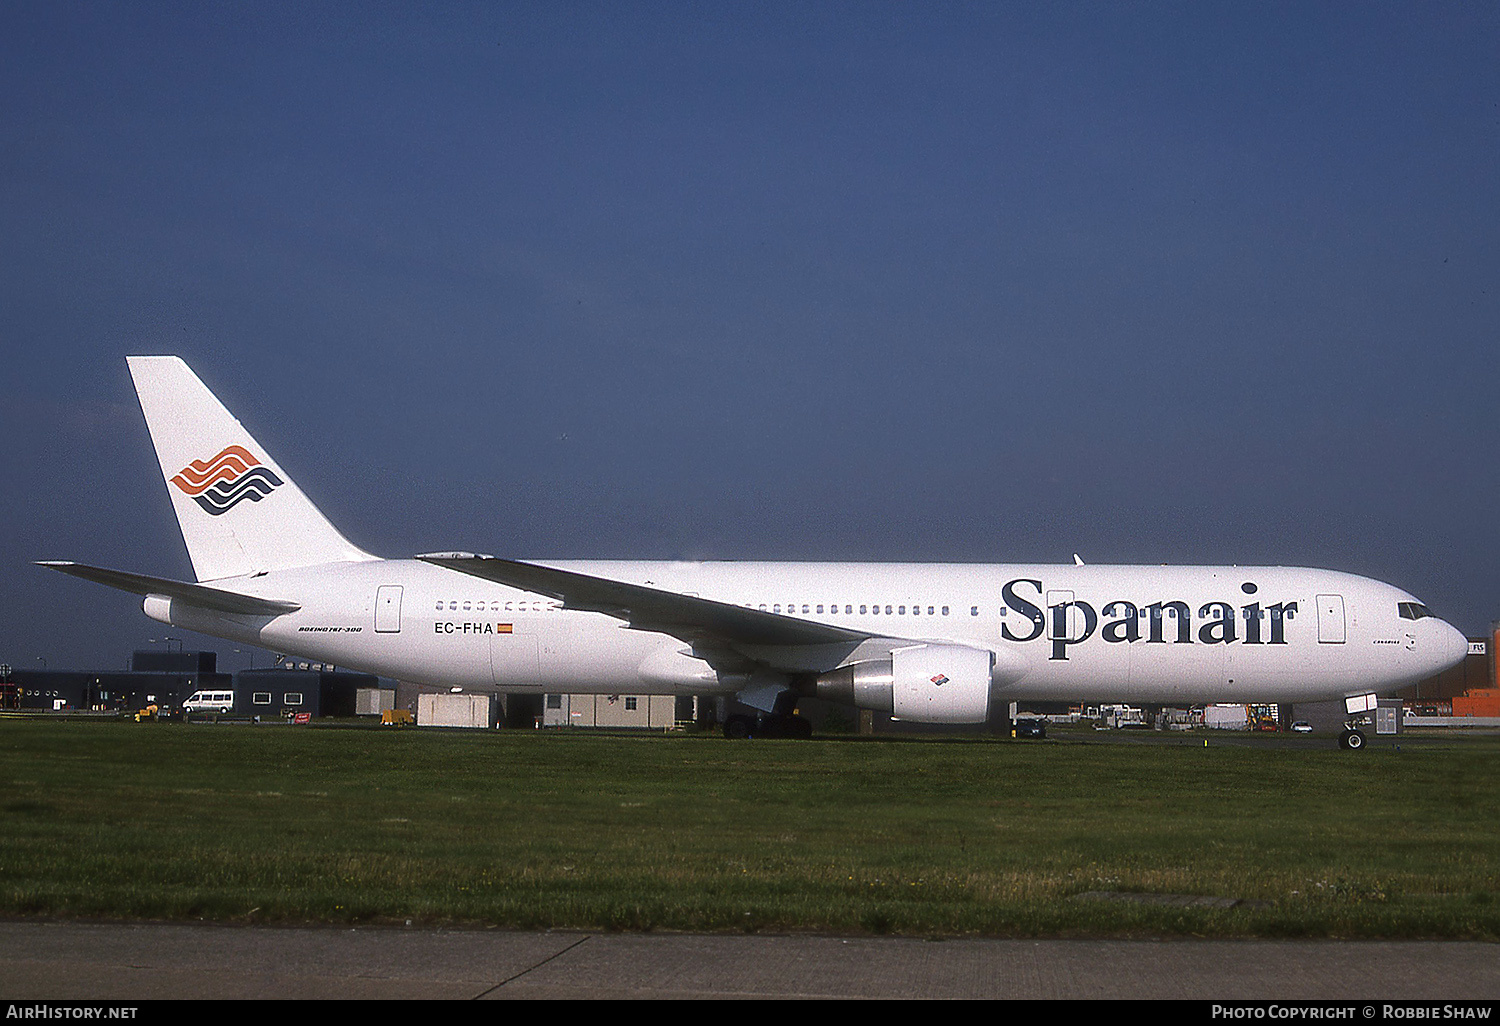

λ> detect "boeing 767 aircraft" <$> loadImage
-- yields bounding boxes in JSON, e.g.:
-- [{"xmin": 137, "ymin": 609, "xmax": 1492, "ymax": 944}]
[{"xmin": 41, "ymin": 357, "xmax": 1468, "ymax": 747}]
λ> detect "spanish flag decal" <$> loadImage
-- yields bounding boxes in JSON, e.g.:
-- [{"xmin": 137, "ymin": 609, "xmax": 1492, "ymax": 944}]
[{"xmin": 497, "ymin": 624, "xmax": 513, "ymax": 633}]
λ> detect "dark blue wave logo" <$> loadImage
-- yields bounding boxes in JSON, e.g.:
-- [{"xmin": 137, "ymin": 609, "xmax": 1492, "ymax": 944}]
[
  {"xmin": 171, "ymin": 446, "xmax": 284, "ymax": 516},
  {"xmin": 188, "ymin": 467, "xmax": 285, "ymax": 515}
]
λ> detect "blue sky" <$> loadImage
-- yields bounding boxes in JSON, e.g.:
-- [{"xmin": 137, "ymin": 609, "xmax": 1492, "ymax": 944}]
[{"xmin": 3, "ymin": 2, "xmax": 1498, "ymax": 670}]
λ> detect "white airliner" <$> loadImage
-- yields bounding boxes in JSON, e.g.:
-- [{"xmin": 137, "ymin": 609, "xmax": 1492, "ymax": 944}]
[{"xmin": 42, "ymin": 357, "xmax": 1468, "ymax": 747}]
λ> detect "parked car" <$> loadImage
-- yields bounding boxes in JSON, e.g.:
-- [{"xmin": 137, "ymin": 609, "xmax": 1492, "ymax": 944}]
[
  {"xmin": 1291, "ymin": 721, "xmax": 1313, "ymax": 733},
  {"xmin": 1013, "ymin": 717, "xmax": 1047, "ymax": 739}
]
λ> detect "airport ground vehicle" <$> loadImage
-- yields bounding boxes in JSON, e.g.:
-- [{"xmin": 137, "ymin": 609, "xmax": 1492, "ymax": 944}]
[
  {"xmin": 183, "ymin": 690, "xmax": 234, "ymax": 715},
  {"xmin": 1013, "ymin": 717, "xmax": 1047, "ymax": 739}
]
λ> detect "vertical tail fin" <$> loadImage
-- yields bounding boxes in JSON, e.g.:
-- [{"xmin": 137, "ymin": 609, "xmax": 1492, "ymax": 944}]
[{"xmin": 128, "ymin": 356, "xmax": 376, "ymax": 581}]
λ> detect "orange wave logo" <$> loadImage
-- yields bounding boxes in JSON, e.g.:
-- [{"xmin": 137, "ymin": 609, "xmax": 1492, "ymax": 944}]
[{"xmin": 170, "ymin": 445, "xmax": 283, "ymax": 515}]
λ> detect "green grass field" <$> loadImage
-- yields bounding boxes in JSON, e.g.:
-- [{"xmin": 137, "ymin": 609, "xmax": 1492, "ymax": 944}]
[{"xmin": 2, "ymin": 718, "xmax": 1497, "ymax": 938}]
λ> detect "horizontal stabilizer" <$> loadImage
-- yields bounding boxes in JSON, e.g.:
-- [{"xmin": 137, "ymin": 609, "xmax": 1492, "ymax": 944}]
[
  {"xmin": 37, "ymin": 561, "xmax": 300, "ymax": 616},
  {"xmin": 418, "ymin": 554, "xmax": 868, "ymax": 648}
]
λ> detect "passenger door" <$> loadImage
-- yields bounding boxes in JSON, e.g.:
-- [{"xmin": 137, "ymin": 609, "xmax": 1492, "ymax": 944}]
[
  {"xmin": 1316, "ymin": 594, "xmax": 1345, "ymax": 644},
  {"xmin": 375, "ymin": 585, "xmax": 403, "ymax": 633}
]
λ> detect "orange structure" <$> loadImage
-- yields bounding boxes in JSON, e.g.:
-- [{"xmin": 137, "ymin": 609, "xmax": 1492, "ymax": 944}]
[{"xmin": 1452, "ymin": 688, "xmax": 1500, "ymax": 718}]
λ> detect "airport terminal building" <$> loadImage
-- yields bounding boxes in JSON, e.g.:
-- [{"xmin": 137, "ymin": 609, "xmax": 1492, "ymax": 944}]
[{"xmin": 0, "ymin": 650, "xmax": 378, "ymax": 720}]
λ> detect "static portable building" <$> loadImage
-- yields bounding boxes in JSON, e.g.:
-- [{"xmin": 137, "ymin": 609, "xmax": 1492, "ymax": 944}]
[
  {"xmin": 417, "ymin": 692, "xmax": 497, "ymax": 728},
  {"xmin": 542, "ymin": 693, "xmax": 677, "ymax": 728}
]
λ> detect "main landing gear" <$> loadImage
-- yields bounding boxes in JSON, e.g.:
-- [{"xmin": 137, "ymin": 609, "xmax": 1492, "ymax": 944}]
[{"xmin": 722, "ymin": 713, "xmax": 814, "ymax": 740}]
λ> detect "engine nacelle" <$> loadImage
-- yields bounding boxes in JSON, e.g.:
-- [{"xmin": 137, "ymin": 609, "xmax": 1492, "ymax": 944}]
[{"xmin": 813, "ymin": 643, "xmax": 994, "ymax": 724}]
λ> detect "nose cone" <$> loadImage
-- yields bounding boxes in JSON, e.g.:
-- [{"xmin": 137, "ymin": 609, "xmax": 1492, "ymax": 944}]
[{"xmin": 1428, "ymin": 618, "xmax": 1470, "ymax": 675}]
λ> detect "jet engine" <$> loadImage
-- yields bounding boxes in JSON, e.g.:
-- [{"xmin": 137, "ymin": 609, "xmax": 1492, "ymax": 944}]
[{"xmin": 812, "ymin": 643, "xmax": 994, "ymax": 723}]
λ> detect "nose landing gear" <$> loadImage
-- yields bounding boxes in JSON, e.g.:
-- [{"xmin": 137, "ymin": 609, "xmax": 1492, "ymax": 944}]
[{"xmin": 1339, "ymin": 715, "xmax": 1368, "ymax": 750}]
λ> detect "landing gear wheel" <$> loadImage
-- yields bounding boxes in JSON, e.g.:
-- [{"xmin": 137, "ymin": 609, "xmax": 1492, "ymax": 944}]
[
  {"xmin": 1339, "ymin": 729, "xmax": 1366, "ymax": 751},
  {"xmin": 722, "ymin": 713, "xmax": 812, "ymax": 739},
  {"xmin": 761, "ymin": 715, "xmax": 814, "ymax": 739},
  {"xmin": 723, "ymin": 715, "xmax": 754, "ymax": 740}
]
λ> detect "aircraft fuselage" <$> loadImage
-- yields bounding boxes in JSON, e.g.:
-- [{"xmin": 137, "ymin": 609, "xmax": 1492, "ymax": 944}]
[{"xmin": 148, "ymin": 558, "xmax": 1467, "ymax": 705}]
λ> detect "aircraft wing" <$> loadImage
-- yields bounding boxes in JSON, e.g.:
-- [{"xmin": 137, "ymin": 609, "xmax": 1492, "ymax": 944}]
[
  {"xmin": 37, "ymin": 561, "xmax": 301, "ymax": 616},
  {"xmin": 417, "ymin": 554, "xmax": 870, "ymax": 649}
]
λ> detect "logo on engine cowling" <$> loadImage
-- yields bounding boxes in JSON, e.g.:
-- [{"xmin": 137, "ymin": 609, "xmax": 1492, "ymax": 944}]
[
  {"xmin": 170, "ymin": 445, "xmax": 284, "ymax": 516},
  {"xmin": 930, "ymin": 674, "xmax": 950, "ymax": 686}
]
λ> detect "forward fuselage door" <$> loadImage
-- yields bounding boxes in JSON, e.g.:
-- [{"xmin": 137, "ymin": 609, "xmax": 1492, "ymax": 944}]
[
  {"xmin": 375, "ymin": 585, "xmax": 403, "ymax": 633},
  {"xmin": 1047, "ymin": 589, "xmax": 1085, "ymax": 643},
  {"xmin": 1316, "ymin": 593, "xmax": 1345, "ymax": 644}
]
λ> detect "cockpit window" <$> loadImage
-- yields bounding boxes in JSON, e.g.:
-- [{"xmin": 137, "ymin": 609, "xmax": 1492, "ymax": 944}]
[{"xmin": 1397, "ymin": 602, "xmax": 1432, "ymax": 621}]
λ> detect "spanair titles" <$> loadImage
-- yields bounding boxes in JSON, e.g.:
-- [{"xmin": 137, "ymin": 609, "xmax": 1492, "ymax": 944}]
[{"xmin": 999, "ymin": 578, "xmax": 1299, "ymax": 660}]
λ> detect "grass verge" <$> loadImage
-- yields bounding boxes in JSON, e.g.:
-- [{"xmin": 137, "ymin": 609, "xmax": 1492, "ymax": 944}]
[{"xmin": 1, "ymin": 719, "xmax": 1497, "ymax": 938}]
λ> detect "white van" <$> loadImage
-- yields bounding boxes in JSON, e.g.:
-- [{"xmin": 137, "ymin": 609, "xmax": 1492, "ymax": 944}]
[{"xmin": 184, "ymin": 690, "xmax": 235, "ymax": 715}]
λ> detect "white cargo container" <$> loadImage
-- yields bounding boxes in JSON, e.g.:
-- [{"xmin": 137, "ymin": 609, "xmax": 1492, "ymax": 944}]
[
  {"xmin": 1204, "ymin": 704, "xmax": 1249, "ymax": 729},
  {"xmin": 356, "ymin": 687, "xmax": 395, "ymax": 716},
  {"xmin": 417, "ymin": 692, "xmax": 496, "ymax": 728}
]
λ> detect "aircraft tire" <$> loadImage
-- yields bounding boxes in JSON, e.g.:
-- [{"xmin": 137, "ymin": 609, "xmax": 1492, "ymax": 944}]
[
  {"xmin": 723, "ymin": 715, "xmax": 754, "ymax": 740},
  {"xmin": 1340, "ymin": 729, "xmax": 1366, "ymax": 751}
]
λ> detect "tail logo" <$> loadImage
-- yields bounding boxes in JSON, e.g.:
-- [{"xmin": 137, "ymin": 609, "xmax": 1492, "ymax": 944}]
[{"xmin": 170, "ymin": 445, "xmax": 284, "ymax": 516}]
